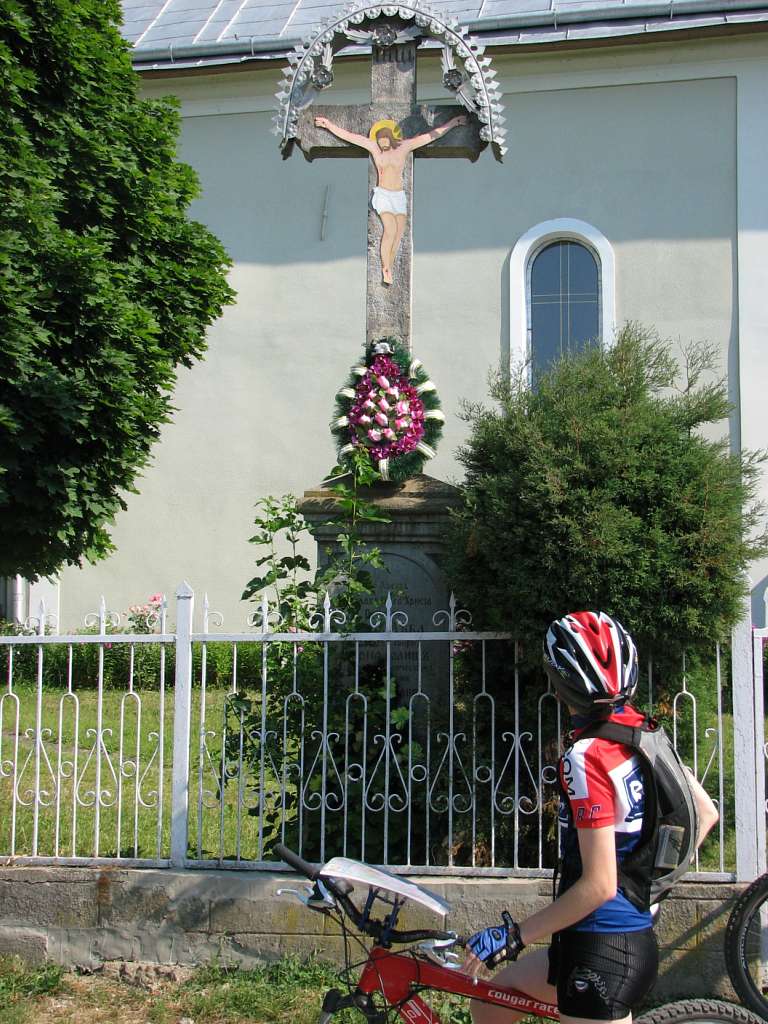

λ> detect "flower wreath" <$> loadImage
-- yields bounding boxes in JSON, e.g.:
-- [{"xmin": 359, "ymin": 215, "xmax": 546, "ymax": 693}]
[{"xmin": 332, "ymin": 338, "xmax": 445, "ymax": 482}]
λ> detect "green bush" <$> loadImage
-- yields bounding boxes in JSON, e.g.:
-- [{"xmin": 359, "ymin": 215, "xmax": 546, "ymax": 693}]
[{"xmin": 447, "ymin": 323, "xmax": 767, "ymax": 671}]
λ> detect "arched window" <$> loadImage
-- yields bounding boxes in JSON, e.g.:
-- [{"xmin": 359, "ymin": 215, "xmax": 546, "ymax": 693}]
[
  {"xmin": 508, "ymin": 219, "xmax": 615, "ymax": 376},
  {"xmin": 529, "ymin": 239, "xmax": 599, "ymax": 377}
]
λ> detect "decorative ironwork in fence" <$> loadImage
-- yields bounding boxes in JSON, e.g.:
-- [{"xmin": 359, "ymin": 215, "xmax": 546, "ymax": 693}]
[
  {"xmin": 0, "ymin": 584, "xmax": 758, "ymax": 880},
  {"xmin": 0, "ymin": 597, "xmax": 173, "ymax": 865}
]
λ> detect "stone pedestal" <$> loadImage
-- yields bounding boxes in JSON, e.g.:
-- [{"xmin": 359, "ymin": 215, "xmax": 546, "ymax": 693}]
[{"xmin": 298, "ymin": 474, "xmax": 461, "ymax": 698}]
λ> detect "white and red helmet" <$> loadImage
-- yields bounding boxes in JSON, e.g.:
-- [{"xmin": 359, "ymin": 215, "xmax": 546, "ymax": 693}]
[{"xmin": 543, "ymin": 611, "xmax": 638, "ymax": 712}]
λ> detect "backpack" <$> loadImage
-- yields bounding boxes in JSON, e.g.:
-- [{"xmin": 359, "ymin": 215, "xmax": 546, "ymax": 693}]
[{"xmin": 558, "ymin": 715, "xmax": 699, "ymax": 909}]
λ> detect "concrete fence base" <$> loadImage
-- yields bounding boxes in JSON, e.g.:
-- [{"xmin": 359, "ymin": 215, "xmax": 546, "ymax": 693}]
[{"xmin": 0, "ymin": 866, "xmax": 742, "ymax": 1002}]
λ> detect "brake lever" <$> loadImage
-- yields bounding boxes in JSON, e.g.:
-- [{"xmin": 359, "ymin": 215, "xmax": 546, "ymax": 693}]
[
  {"xmin": 276, "ymin": 884, "xmax": 314, "ymax": 904},
  {"xmin": 276, "ymin": 880, "xmax": 336, "ymax": 912},
  {"xmin": 418, "ymin": 936, "xmax": 463, "ymax": 968}
]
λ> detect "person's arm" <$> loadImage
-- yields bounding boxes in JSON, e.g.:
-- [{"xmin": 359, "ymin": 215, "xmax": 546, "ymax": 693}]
[
  {"xmin": 519, "ymin": 825, "xmax": 617, "ymax": 945},
  {"xmin": 314, "ymin": 116, "xmax": 377, "ymax": 153},
  {"xmin": 403, "ymin": 114, "xmax": 468, "ymax": 152},
  {"xmin": 462, "ymin": 825, "xmax": 617, "ymax": 974},
  {"xmin": 684, "ymin": 766, "xmax": 719, "ymax": 848}
]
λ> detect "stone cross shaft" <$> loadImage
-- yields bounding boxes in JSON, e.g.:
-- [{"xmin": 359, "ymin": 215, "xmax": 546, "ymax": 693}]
[{"xmin": 295, "ymin": 35, "xmax": 483, "ymax": 349}]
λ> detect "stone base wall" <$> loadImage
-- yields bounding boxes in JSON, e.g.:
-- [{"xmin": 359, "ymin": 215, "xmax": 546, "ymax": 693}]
[{"xmin": 0, "ymin": 866, "xmax": 741, "ymax": 1002}]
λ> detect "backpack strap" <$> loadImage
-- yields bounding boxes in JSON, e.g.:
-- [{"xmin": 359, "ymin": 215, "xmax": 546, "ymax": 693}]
[
  {"xmin": 577, "ymin": 719, "xmax": 643, "ymax": 747},
  {"xmin": 574, "ymin": 716, "xmax": 660, "ymax": 909},
  {"xmin": 576, "ymin": 718, "xmax": 659, "ymax": 836}
]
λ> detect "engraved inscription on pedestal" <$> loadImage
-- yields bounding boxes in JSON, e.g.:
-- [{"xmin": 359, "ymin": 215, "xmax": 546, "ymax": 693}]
[{"xmin": 358, "ymin": 550, "xmax": 449, "ymax": 698}]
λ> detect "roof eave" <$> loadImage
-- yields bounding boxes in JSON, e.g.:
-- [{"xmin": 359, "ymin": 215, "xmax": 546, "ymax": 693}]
[{"xmin": 130, "ymin": 1, "xmax": 768, "ymax": 74}]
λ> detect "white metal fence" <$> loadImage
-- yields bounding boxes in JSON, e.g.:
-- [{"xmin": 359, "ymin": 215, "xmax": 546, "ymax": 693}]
[{"xmin": 0, "ymin": 584, "xmax": 763, "ymax": 880}]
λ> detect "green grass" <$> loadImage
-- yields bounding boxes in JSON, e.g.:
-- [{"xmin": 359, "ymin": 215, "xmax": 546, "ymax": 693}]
[
  {"xmin": 0, "ymin": 955, "xmax": 475, "ymax": 1024},
  {"xmin": 0, "ymin": 680, "xmax": 264, "ymax": 862},
  {"xmin": 164, "ymin": 958, "xmax": 474, "ymax": 1024},
  {"xmin": 156, "ymin": 958, "xmax": 366, "ymax": 1024},
  {"xmin": 0, "ymin": 957, "xmax": 64, "ymax": 1024}
]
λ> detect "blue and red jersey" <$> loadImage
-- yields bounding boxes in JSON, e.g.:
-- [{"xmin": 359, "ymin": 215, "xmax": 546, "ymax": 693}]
[{"xmin": 558, "ymin": 704, "xmax": 653, "ymax": 932}]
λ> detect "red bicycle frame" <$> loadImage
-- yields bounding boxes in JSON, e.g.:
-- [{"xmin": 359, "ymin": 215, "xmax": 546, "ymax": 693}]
[{"xmin": 357, "ymin": 946, "xmax": 560, "ymax": 1023}]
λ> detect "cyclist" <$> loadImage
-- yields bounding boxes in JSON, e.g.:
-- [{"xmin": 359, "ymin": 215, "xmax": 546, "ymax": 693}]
[{"xmin": 463, "ymin": 611, "xmax": 719, "ymax": 1024}]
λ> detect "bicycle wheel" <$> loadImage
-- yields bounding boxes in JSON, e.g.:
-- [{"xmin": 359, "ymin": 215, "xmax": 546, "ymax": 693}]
[
  {"xmin": 637, "ymin": 998, "xmax": 765, "ymax": 1024},
  {"xmin": 725, "ymin": 873, "xmax": 768, "ymax": 1019}
]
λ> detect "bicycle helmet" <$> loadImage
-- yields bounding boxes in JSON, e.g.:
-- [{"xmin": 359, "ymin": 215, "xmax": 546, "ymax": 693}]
[{"xmin": 543, "ymin": 611, "xmax": 638, "ymax": 713}]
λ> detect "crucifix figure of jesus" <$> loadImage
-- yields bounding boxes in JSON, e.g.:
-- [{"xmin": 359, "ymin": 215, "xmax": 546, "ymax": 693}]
[
  {"xmin": 293, "ymin": 27, "xmax": 485, "ymax": 349},
  {"xmin": 314, "ymin": 113, "xmax": 467, "ymax": 285}
]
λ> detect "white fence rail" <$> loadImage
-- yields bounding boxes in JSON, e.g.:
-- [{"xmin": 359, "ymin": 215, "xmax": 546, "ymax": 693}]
[{"xmin": 0, "ymin": 584, "xmax": 759, "ymax": 879}]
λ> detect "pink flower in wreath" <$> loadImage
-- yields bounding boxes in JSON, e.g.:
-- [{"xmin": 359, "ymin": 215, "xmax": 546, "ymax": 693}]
[
  {"xmin": 368, "ymin": 428, "xmax": 382, "ymax": 442},
  {"xmin": 359, "ymin": 414, "xmax": 372, "ymax": 425},
  {"xmin": 374, "ymin": 412, "xmax": 388, "ymax": 426},
  {"xmin": 377, "ymin": 375, "xmax": 390, "ymax": 389}
]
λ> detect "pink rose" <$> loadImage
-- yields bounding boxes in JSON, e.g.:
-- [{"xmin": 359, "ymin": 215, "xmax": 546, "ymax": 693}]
[
  {"xmin": 383, "ymin": 428, "xmax": 396, "ymax": 441},
  {"xmin": 359, "ymin": 414, "xmax": 372, "ymax": 424},
  {"xmin": 376, "ymin": 375, "xmax": 390, "ymax": 389},
  {"xmin": 395, "ymin": 400, "xmax": 410, "ymax": 415},
  {"xmin": 394, "ymin": 417, "xmax": 410, "ymax": 430},
  {"xmin": 378, "ymin": 398, "xmax": 390, "ymax": 412},
  {"xmin": 374, "ymin": 412, "xmax": 388, "ymax": 426},
  {"xmin": 363, "ymin": 399, "xmax": 376, "ymax": 410},
  {"xmin": 368, "ymin": 428, "xmax": 382, "ymax": 441},
  {"xmin": 148, "ymin": 593, "xmax": 163, "ymax": 605}
]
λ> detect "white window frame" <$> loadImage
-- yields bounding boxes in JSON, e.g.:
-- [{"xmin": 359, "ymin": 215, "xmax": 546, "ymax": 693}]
[{"xmin": 509, "ymin": 218, "xmax": 616, "ymax": 374}]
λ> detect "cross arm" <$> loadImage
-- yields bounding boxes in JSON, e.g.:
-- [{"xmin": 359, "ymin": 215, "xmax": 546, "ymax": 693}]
[
  {"xmin": 294, "ymin": 104, "xmax": 487, "ymax": 162},
  {"xmin": 295, "ymin": 106, "xmax": 376, "ymax": 161},
  {"xmin": 403, "ymin": 106, "xmax": 486, "ymax": 162}
]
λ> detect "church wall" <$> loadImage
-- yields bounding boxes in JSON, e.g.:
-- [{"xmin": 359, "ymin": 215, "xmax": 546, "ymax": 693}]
[{"xmin": 56, "ymin": 35, "xmax": 765, "ymax": 631}]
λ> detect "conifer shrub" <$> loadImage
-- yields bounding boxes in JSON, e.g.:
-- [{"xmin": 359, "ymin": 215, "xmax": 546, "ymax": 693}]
[{"xmin": 447, "ymin": 323, "xmax": 767, "ymax": 673}]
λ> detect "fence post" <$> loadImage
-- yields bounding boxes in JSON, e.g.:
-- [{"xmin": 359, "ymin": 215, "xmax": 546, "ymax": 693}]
[
  {"xmin": 732, "ymin": 609, "xmax": 767, "ymax": 880},
  {"xmin": 171, "ymin": 582, "xmax": 194, "ymax": 867}
]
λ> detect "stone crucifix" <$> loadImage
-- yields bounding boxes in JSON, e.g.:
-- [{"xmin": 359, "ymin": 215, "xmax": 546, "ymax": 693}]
[{"xmin": 294, "ymin": 26, "xmax": 485, "ymax": 349}]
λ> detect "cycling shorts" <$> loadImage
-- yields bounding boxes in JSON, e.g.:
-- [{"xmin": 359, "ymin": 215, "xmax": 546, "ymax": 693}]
[{"xmin": 547, "ymin": 927, "xmax": 658, "ymax": 1019}]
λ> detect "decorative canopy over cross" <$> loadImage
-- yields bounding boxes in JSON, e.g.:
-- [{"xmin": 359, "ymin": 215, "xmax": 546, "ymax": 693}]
[{"xmin": 273, "ymin": 1, "xmax": 506, "ymax": 348}]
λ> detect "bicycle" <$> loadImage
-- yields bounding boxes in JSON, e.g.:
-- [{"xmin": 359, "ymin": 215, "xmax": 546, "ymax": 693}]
[
  {"xmin": 725, "ymin": 872, "xmax": 768, "ymax": 1019},
  {"xmin": 274, "ymin": 844, "xmax": 761, "ymax": 1024}
]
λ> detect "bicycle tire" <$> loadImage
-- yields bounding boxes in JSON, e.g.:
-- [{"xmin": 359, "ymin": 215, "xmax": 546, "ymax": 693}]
[
  {"xmin": 637, "ymin": 998, "xmax": 765, "ymax": 1024},
  {"xmin": 725, "ymin": 873, "xmax": 768, "ymax": 1019}
]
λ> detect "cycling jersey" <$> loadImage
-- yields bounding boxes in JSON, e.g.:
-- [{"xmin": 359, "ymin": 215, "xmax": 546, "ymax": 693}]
[{"xmin": 557, "ymin": 704, "xmax": 654, "ymax": 932}]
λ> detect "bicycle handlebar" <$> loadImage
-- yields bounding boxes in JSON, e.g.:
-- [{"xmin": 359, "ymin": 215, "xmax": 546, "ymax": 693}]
[
  {"xmin": 274, "ymin": 843, "xmax": 321, "ymax": 880},
  {"xmin": 274, "ymin": 844, "xmax": 460, "ymax": 947}
]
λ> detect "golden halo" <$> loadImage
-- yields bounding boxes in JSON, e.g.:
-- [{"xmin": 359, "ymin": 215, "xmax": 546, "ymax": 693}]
[{"xmin": 369, "ymin": 118, "xmax": 402, "ymax": 141}]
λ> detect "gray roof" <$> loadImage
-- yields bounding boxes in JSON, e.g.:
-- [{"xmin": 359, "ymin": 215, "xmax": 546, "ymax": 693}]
[{"xmin": 125, "ymin": 0, "xmax": 768, "ymax": 70}]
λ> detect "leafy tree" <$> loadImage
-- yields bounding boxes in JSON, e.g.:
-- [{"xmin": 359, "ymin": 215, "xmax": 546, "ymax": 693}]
[
  {"xmin": 0, "ymin": 0, "xmax": 236, "ymax": 578},
  {"xmin": 447, "ymin": 323, "xmax": 767, "ymax": 669}
]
